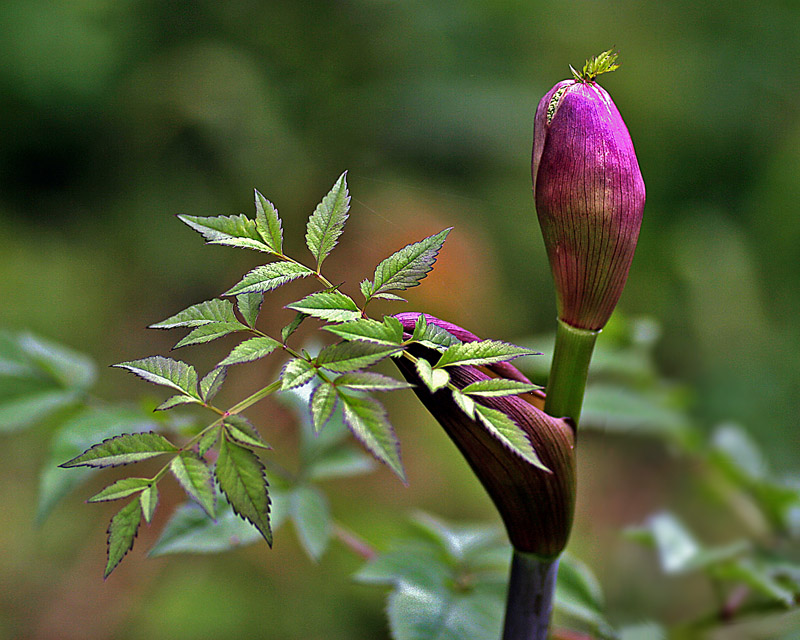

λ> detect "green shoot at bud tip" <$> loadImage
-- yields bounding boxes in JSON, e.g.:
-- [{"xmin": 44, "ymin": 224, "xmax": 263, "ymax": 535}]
[{"xmin": 569, "ymin": 48, "xmax": 620, "ymax": 83}]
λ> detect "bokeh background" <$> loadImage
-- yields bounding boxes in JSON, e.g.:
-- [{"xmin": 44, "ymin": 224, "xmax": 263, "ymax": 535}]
[{"xmin": 1, "ymin": 1, "xmax": 798, "ymax": 638}]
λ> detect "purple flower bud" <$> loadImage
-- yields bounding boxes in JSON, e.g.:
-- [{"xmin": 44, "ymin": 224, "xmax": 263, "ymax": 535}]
[
  {"xmin": 394, "ymin": 313, "xmax": 575, "ymax": 557},
  {"xmin": 532, "ymin": 76, "xmax": 645, "ymax": 331}
]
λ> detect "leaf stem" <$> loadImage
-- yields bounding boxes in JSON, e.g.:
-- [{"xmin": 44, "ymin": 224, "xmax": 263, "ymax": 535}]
[
  {"xmin": 501, "ymin": 552, "xmax": 559, "ymax": 640},
  {"xmin": 543, "ymin": 319, "xmax": 599, "ymax": 428}
]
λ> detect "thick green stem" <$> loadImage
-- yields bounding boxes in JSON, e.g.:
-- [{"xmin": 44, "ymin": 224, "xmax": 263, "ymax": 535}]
[
  {"xmin": 500, "ymin": 319, "xmax": 598, "ymax": 640},
  {"xmin": 543, "ymin": 319, "xmax": 599, "ymax": 427},
  {"xmin": 502, "ymin": 552, "xmax": 559, "ymax": 640}
]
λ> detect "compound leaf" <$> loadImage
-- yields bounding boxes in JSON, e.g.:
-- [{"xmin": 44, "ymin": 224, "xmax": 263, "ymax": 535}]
[
  {"xmin": 113, "ymin": 356, "xmax": 199, "ymax": 399},
  {"xmin": 368, "ymin": 228, "xmax": 451, "ymax": 298},
  {"xmin": 60, "ymin": 432, "xmax": 178, "ymax": 469}
]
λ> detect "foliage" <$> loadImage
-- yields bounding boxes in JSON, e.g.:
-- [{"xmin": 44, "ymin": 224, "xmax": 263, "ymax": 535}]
[{"xmin": 1, "ymin": 175, "xmax": 798, "ymax": 637}]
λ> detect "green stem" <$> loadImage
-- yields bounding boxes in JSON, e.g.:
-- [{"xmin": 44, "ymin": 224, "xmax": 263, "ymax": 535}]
[
  {"xmin": 543, "ymin": 319, "xmax": 599, "ymax": 427},
  {"xmin": 227, "ymin": 379, "xmax": 282, "ymax": 415},
  {"xmin": 501, "ymin": 552, "xmax": 559, "ymax": 640}
]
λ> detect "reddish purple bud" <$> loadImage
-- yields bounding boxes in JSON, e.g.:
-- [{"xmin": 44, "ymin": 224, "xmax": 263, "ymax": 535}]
[
  {"xmin": 394, "ymin": 313, "xmax": 575, "ymax": 557},
  {"xmin": 532, "ymin": 77, "xmax": 645, "ymax": 331}
]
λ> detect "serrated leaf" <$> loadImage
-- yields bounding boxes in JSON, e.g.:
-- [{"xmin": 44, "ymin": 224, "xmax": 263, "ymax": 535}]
[
  {"xmin": 140, "ymin": 485, "xmax": 158, "ymax": 523},
  {"xmin": 281, "ymin": 312, "xmax": 308, "ymax": 343},
  {"xmin": 224, "ymin": 415, "xmax": 270, "ymax": 450},
  {"xmin": 414, "ymin": 358, "xmax": 450, "ymax": 392},
  {"xmin": 410, "ymin": 316, "xmax": 462, "ymax": 351},
  {"xmin": 372, "ymin": 292, "xmax": 406, "ymax": 302},
  {"xmin": 474, "ymin": 404, "xmax": 548, "ymax": 472},
  {"xmin": 224, "ymin": 262, "xmax": 315, "ymax": 296},
  {"xmin": 317, "ymin": 342, "xmax": 399, "ymax": 373},
  {"xmin": 323, "ymin": 318, "xmax": 404, "ymax": 346},
  {"xmin": 359, "ymin": 279, "xmax": 373, "ymax": 301},
  {"xmin": 369, "ymin": 228, "xmax": 451, "ymax": 298},
  {"xmin": 215, "ymin": 436, "xmax": 272, "ymax": 544},
  {"xmin": 105, "ymin": 499, "xmax": 142, "ymax": 578},
  {"xmin": 435, "ymin": 340, "xmax": 539, "ymax": 369},
  {"xmin": 155, "ymin": 394, "xmax": 200, "ymax": 411},
  {"xmin": 199, "ymin": 367, "xmax": 227, "ymax": 403},
  {"xmin": 217, "ymin": 337, "xmax": 281, "ymax": 368},
  {"xmin": 254, "ymin": 190, "xmax": 283, "ymax": 253},
  {"xmin": 60, "ymin": 432, "xmax": 178, "ymax": 468},
  {"xmin": 88, "ymin": 478, "xmax": 151, "ymax": 503},
  {"xmin": 335, "ymin": 371, "xmax": 412, "ymax": 392},
  {"xmin": 340, "ymin": 394, "xmax": 404, "ymax": 481},
  {"xmin": 114, "ymin": 357, "xmax": 199, "ymax": 399},
  {"xmin": 280, "ymin": 358, "xmax": 317, "ymax": 390},
  {"xmin": 310, "ymin": 383, "xmax": 338, "ymax": 433},
  {"xmin": 451, "ymin": 389, "xmax": 476, "ymax": 418},
  {"xmin": 462, "ymin": 379, "xmax": 542, "ymax": 397},
  {"xmin": 236, "ymin": 292, "xmax": 263, "ymax": 329},
  {"xmin": 150, "ymin": 299, "xmax": 238, "ymax": 329},
  {"xmin": 173, "ymin": 321, "xmax": 248, "ymax": 349},
  {"xmin": 305, "ymin": 172, "xmax": 350, "ymax": 268},
  {"xmin": 178, "ymin": 214, "xmax": 268, "ymax": 252},
  {"xmin": 286, "ymin": 291, "xmax": 361, "ymax": 323},
  {"xmin": 36, "ymin": 407, "xmax": 157, "ymax": 523},
  {"xmin": 170, "ymin": 453, "xmax": 216, "ymax": 518},
  {"xmin": 290, "ymin": 485, "xmax": 331, "ymax": 561},
  {"xmin": 197, "ymin": 425, "xmax": 220, "ymax": 456}
]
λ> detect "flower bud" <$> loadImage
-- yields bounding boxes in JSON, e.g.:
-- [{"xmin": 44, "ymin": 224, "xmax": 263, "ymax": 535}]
[
  {"xmin": 394, "ymin": 313, "xmax": 576, "ymax": 557},
  {"xmin": 532, "ymin": 61, "xmax": 645, "ymax": 331}
]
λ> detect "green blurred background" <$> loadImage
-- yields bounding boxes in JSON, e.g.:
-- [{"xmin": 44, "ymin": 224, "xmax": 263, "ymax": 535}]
[{"xmin": 1, "ymin": 1, "xmax": 798, "ymax": 638}]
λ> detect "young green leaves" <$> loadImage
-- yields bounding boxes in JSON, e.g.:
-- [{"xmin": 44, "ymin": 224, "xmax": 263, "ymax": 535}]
[
  {"xmin": 361, "ymin": 228, "xmax": 451, "ymax": 306},
  {"xmin": 306, "ymin": 172, "xmax": 350, "ymax": 271}
]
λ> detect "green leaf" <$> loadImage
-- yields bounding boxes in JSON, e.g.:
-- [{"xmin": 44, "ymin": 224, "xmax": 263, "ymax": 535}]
[
  {"xmin": 555, "ymin": 553, "xmax": 614, "ymax": 636},
  {"xmin": 410, "ymin": 315, "xmax": 462, "ymax": 351},
  {"xmin": 281, "ymin": 312, "xmax": 308, "ymax": 343},
  {"xmin": 305, "ymin": 171, "xmax": 350, "ymax": 268},
  {"xmin": 280, "ymin": 358, "xmax": 317, "ymax": 390},
  {"xmin": 254, "ymin": 190, "xmax": 283, "ymax": 253},
  {"xmin": 13, "ymin": 333, "xmax": 96, "ymax": 390},
  {"xmin": 306, "ymin": 446, "xmax": 375, "ymax": 481},
  {"xmin": 340, "ymin": 394, "xmax": 405, "ymax": 481},
  {"xmin": 359, "ymin": 279, "xmax": 373, "ymax": 302},
  {"xmin": 236, "ymin": 292, "xmax": 263, "ymax": 329},
  {"xmin": 435, "ymin": 340, "xmax": 539, "ymax": 369},
  {"xmin": 178, "ymin": 214, "xmax": 269, "ymax": 252},
  {"xmin": 224, "ymin": 415, "xmax": 270, "ymax": 450},
  {"xmin": 636, "ymin": 512, "xmax": 701, "ymax": 574},
  {"xmin": 217, "ymin": 336, "xmax": 281, "ymax": 368},
  {"xmin": 335, "ymin": 371, "xmax": 412, "ymax": 392},
  {"xmin": 286, "ymin": 290, "xmax": 361, "ymax": 323},
  {"xmin": 140, "ymin": 485, "xmax": 159, "ymax": 523},
  {"xmin": 88, "ymin": 478, "xmax": 151, "ymax": 502},
  {"xmin": 224, "ymin": 262, "xmax": 315, "ymax": 296},
  {"xmin": 105, "ymin": 499, "xmax": 142, "ymax": 578},
  {"xmin": 170, "ymin": 453, "xmax": 216, "ymax": 518},
  {"xmin": 173, "ymin": 321, "xmax": 248, "ymax": 349},
  {"xmin": 290, "ymin": 485, "xmax": 331, "ymax": 561},
  {"xmin": 461, "ymin": 379, "xmax": 541, "ymax": 397},
  {"xmin": 414, "ymin": 357, "xmax": 450, "ymax": 392},
  {"xmin": 367, "ymin": 228, "xmax": 451, "ymax": 299},
  {"xmin": 60, "ymin": 432, "xmax": 178, "ymax": 468},
  {"xmin": 373, "ymin": 292, "xmax": 406, "ymax": 302},
  {"xmin": 113, "ymin": 356, "xmax": 199, "ymax": 399},
  {"xmin": 712, "ymin": 559, "xmax": 796, "ymax": 607},
  {"xmin": 310, "ymin": 382, "xmax": 338, "ymax": 433},
  {"xmin": 199, "ymin": 367, "xmax": 227, "ymax": 403},
  {"xmin": 36, "ymin": 406, "xmax": 158, "ymax": 523},
  {"xmin": 323, "ymin": 317, "xmax": 405, "ymax": 346},
  {"xmin": 316, "ymin": 342, "xmax": 400, "ymax": 373},
  {"xmin": 149, "ymin": 299, "xmax": 238, "ymax": 329},
  {"xmin": 197, "ymin": 425, "xmax": 220, "ymax": 457},
  {"xmin": 149, "ymin": 497, "xmax": 289, "ymax": 556},
  {"xmin": 0, "ymin": 389, "xmax": 81, "ymax": 433},
  {"xmin": 474, "ymin": 404, "xmax": 548, "ymax": 472},
  {"xmin": 215, "ymin": 436, "xmax": 272, "ymax": 544},
  {"xmin": 451, "ymin": 389, "xmax": 476, "ymax": 418},
  {"xmin": 155, "ymin": 394, "xmax": 200, "ymax": 411}
]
